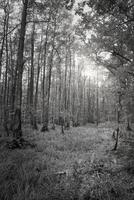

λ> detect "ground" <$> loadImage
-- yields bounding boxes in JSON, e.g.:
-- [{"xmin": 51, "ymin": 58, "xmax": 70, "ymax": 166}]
[{"xmin": 0, "ymin": 123, "xmax": 134, "ymax": 200}]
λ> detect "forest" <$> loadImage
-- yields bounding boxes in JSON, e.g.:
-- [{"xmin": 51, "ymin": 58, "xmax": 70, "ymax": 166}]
[{"xmin": 0, "ymin": 0, "xmax": 134, "ymax": 199}]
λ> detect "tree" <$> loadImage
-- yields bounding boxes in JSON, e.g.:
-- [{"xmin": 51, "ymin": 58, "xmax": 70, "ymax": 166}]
[
  {"xmin": 76, "ymin": 0, "xmax": 134, "ymax": 128},
  {"xmin": 10, "ymin": 0, "xmax": 29, "ymax": 138}
]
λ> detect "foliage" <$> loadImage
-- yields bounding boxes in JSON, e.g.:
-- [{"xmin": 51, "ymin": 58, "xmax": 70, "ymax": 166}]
[{"xmin": 75, "ymin": 0, "xmax": 134, "ymax": 124}]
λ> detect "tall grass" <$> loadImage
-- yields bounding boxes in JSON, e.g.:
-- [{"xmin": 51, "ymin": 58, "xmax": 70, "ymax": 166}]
[{"xmin": 0, "ymin": 125, "xmax": 133, "ymax": 200}]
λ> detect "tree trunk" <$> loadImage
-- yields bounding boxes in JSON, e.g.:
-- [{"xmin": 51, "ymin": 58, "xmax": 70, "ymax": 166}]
[
  {"xmin": 113, "ymin": 92, "xmax": 122, "ymax": 151},
  {"xmin": 41, "ymin": 16, "xmax": 57, "ymax": 132},
  {"xmin": 29, "ymin": 21, "xmax": 37, "ymax": 129},
  {"xmin": 64, "ymin": 40, "xmax": 68, "ymax": 112},
  {"xmin": 11, "ymin": 0, "xmax": 28, "ymax": 138},
  {"xmin": 3, "ymin": 11, "xmax": 9, "ymax": 135},
  {"xmin": 34, "ymin": 34, "xmax": 43, "ymax": 127},
  {"xmin": 0, "ymin": 2, "xmax": 9, "ymax": 125},
  {"xmin": 96, "ymin": 65, "xmax": 99, "ymax": 126},
  {"xmin": 0, "ymin": 8, "xmax": 7, "ymax": 81},
  {"xmin": 42, "ymin": 20, "xmax": 50, "ymax": 126}
]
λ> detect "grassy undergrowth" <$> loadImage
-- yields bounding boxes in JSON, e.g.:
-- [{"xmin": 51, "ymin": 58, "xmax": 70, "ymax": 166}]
[{"xmin": 0, "ymin": 124, "xmax": 134, "ymax": 200}]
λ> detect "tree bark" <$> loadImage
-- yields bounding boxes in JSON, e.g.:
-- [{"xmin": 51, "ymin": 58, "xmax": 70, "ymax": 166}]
[
  {"xmin": 29, "ymin": 21, "xmax": 37, "ymax": 129},
  {"xmin": 113, "ymin": 92, "xmax": 122, "ymax": 151},
  {"xmin": 41, "ymin": 16, "xmax": 57, "ymax": 132},
  {"xmin": 3, "ymin": 10, "xmax": 9, "ymax": 135},
  {"xmin": 0, "ymin": 6, "xmax": 7, "ymax": 80},
  {"xmin": 11, "ymin": 0, "xmax": 28, "ymax": 138},
  {"xmin": 34, "ymin": 34, "xmax": 43, "ymax": 126},
  {"xmin": 42, "ymin": 19, "xmax": 50, "ymax": 125}
]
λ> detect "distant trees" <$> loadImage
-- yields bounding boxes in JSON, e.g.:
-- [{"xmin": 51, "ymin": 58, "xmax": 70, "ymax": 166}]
[
  {"xmin": 0, "ymin": 0, "xmax": 88, "ymax": 135},
  {"xmin": 0, "ymin": 0, "xmax": 29, "ymax": 138},
  {"xmin": 1, "ymin": 0, "xmax": 131, "ymax": 139},
  {"xmin": 76, "ymin": 0, "xmax": 134, "ymax": 128}
]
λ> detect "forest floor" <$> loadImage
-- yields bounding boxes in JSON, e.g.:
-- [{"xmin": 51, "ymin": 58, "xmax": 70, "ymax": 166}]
[{"xmin": 0, "ymin": 123, "xmax": 134, "ymax": 200}]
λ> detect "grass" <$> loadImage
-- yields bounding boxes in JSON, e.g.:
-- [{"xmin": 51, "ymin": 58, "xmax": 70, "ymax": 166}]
[{"xmin": 0, "ymin": 123, "xmax": 134, "ymax": 200}]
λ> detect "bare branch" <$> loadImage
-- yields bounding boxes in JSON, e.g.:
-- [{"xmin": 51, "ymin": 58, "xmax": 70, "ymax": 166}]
[{"xmin": 112, "ymin": 50, "xmax": 132, "ymax": 63}]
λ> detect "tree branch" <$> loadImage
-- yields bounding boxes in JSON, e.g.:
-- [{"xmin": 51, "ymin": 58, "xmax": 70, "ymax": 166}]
[
  {"xmin": 112, "ymin": 50, "xmax": 132, "ymax": 63},
  {"xmin": 26, "ymin": 20, "xmax": 50, "ymax": 24},
  {"xmin": 5, "ymin": 24, "xmax": 20, "ymax": 36}
]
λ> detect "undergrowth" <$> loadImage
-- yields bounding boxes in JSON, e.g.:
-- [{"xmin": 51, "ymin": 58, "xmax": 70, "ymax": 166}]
[{"xmin": 0, "ymin": 124, "xmax": 134, "ymax": 200}]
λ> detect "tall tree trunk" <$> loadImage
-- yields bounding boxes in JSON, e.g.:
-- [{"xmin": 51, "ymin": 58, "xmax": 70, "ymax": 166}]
[
  {"xmin": 64, "ymin": 40, "xmax": 68, "ymax": 112},
  {"xmin": 42, "ymin": 20, "xmax": 50, "ymax": 125},
  {"xmin": 96, "ymin": 65, "xmax": 99, "ymax": 126},
  {"xmin": 72, "ymin": 50, "xmax": 76, "ymax": 126},
  {"xmin": 51, "ymin": 73, "xmax": 56, "ymax": 130},
  {"xmin": 9, "ymin": 37, "xmax": 16, "ymax": 115},
  {"xmin": 0, "ymin": 7, "xmax": 7, "ymax": 81},
  {"xmin": 0, "ymin": 2, "xmax": 9, "ymax": 124},
  {"xmin": 113, "ymin": 92, "xmax": 122, "ymax": 151},
  {"xmin": 58, "ymin": 62, "xmax": 62, "ymax": 123},
  {"xmin": 34, "ymin": 34, "xmax": 43, "ymax": 126},
  {"xmin": 11, "ymin": 0, "xmax": 28, "ymax": 138},
  {"xmin": 29, "ymin": 22, "xmax": 37, "ymax": 129},
  {"xmin": 3, "ymin": 11, "xmax": 9, "ymax": 135},
  {"xmin": 67, "ymin": 44, "xmax": 72, "ymax": 111},
  {"xmin": 41, "ymin": 17, "xmax": 57, "ymax": 132}
]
